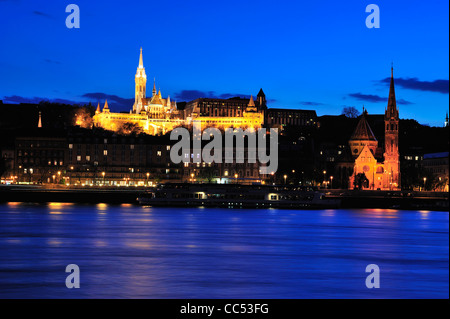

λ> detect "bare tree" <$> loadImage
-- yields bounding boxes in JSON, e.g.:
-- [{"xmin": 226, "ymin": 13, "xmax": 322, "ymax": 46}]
[{"xmin": 342, "ymin": 107, "xmax": 361, "ymax": 118}]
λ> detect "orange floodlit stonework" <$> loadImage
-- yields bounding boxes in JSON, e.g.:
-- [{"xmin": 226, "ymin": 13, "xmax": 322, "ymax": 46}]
[
  {"xmin": 93, "ymin": 48, "xmax": 265, "ymax": 135},
  {"xmin": 349, "ymin": 67, "xmax": 401, "ymax": 190}
]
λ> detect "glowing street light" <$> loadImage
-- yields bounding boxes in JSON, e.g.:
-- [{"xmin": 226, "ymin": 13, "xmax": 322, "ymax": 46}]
[
  {"xmin": 330, "ymin": 176, "xmax": 333, "ymax": 189},
  {"xmin": 423, "ymin": 177, "xmax": 427, "ymax": 191},
  {"xmin": 323, "ymin": 170, "xmax": 327, "ymax": 189},
  {"xmin": 284, "ymin": 174, "xmax": 287, "ymax": 184}
]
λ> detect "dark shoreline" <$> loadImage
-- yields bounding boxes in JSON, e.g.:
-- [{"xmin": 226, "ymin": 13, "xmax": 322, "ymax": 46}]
[{"xmin": 0, "ymin": 185, "xmax": 448, "ymax": 211}]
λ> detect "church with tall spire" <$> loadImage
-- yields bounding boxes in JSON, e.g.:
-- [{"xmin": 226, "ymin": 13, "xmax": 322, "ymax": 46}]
[
  {"xmin": 93, "ymin": 48, "xmax": 266, "ymax": 134},
  {"xmin": 348, "ymin": 66, "xmax": 401, "ymax": 190}
]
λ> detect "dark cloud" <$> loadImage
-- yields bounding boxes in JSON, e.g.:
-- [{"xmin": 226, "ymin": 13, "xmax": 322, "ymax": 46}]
[
  {"xmin": 81, "ymin": 93, "xmax": 134, "ymax": 111},
  {"xmin": 33, "ymin": 11, "xmax": 53, "ymax": 19},
  {"xmin": 379, "ymin": 77, "xmax": 449, "ymax": 94},
  {"xmin": 299, "ymin": 101, "xmax": 325, "ymax": 106},
  {"xmin": 348, "ymin": 92, "xmax": 413, "ymax": 105},
  {"xmin": 173, "ymin": 90, "xmax": 251, "ymax": 101},
  {"xmin": 2, "ymin": 95, "xmax": 82, "ymax": 105}
]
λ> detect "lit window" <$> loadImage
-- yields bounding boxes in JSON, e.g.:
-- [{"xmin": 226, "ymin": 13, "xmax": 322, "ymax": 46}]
[
  {"xmin": 103, "ymin": 150, "xmax": 108, "ymax": 156},
  {"xmin": 166, "ymin": 146, "xmax": 170, "ymax": 151},
  {"xmin": 69, "ymin": 144, "xmax": 73, "ymax": 149},
  {"xmin": 130, "ymin": 145, "xmax": 134, "ymax": 150},
  {"xmin": 77, "ymin": 156, "xmax": 81, "ymax": 161},
  {"xmin": 157, "ymin": 151, "xmax": 162, "ymax": 156},
  {"xmin": 86, "ymin": 156, "xmax": 90, "ymax": 161}
]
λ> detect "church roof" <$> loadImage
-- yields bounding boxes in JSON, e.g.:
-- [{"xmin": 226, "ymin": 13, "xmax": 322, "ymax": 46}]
[{"xmin": 350, "ymin": 111, "xmax": 377, "ymax": 141}]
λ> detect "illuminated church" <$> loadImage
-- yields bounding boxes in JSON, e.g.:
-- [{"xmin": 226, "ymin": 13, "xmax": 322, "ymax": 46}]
[
  {"xmin": 93, "ymin": 48, "xmax": 265, "ymax": 134},
  {"xmin": 348, "ymin": 67, "xmax": 400, "ymax": 190}
]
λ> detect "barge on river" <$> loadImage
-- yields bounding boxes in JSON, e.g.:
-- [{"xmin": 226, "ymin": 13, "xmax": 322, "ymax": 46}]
[{"xmin": 137, "ymin": 183, "xmax": 341, "ymax": 209}]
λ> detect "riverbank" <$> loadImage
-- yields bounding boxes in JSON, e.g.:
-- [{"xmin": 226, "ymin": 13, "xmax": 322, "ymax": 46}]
[{"xmin": 0, "ymin": 185, "xmax": 448, "ymax": 211}]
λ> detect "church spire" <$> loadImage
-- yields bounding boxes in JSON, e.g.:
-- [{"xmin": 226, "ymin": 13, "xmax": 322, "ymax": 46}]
[
  {"xmin": 95, "ymin": 102, "xmax": 101, "ymax": 114},
  {"xmin": 152, "ymin": 78, "xmax": 157, "ymax": 96},
  {"xmin": 387, "ymin": 64, "xmax": 397, "ymax": 117},
  {"xmin": 139, "ymin": 47, "xmax": 144, "ymax": 68}
]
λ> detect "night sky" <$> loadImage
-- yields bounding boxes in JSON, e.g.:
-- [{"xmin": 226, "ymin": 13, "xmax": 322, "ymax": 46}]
[{"xmin": 0, "ymin": 0, "xmax": 448, "ymax": 126}]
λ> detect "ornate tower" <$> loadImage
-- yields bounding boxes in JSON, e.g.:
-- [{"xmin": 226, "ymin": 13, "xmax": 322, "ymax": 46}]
[
  {"xmin": 384, "ymin": 66, "xmax": 400, "ymax": 189},
  {"xmin": 133, "ymin": 48, "xmax": 147, "ymax": 114}
]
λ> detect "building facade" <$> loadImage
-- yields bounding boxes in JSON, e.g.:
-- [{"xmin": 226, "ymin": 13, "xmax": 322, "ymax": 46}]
[{"xmin": 349, "ymin": 67, "xmax": 401, "ymax": 190}]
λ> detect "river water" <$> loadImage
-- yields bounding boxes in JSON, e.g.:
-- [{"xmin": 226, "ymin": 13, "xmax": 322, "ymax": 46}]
[{"xmin": 0, "ymin": 202, "xmax": 448, "ymax": 298}]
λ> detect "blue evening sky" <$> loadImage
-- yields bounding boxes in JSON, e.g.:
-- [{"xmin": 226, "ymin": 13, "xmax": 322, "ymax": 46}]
[{"xmin": 0, "ymin": 0, "xmax": 448, "ymax": 126}]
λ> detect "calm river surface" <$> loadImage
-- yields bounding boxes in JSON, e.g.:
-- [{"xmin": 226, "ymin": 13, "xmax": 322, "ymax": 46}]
[{"xmin": 0, "ymin": 202, "xmax": 448, "ymax": 298}]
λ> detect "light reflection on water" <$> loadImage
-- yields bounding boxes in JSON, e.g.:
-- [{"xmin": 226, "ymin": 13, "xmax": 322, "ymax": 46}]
[{"xmin": 0, "ymin": 202, "xmax": 448, "ymax": 299}]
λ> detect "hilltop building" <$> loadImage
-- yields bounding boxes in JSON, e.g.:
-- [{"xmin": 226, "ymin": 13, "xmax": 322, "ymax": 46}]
[{"xmin": 93, "ymin": 49, "xmax": 266, "ymax": 134}]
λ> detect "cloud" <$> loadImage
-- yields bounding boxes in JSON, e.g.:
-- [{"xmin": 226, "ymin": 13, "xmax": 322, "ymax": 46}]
[
  {"xmin": 33, "ymin": 11, "xmax": 53, "ymax": 19},
  {"xmin": 348, "ymin": 92, "xmax": 413, "ymax": 105},
  {"xmin": 81, "ymin": 93, "xmax": 134, "ymax": 110},
  {"xmin": 173, "ymin": 90, "xmax": 251, "ymax": 101},
  {"xmin": 2, "ymin": 95, "xmax": 82, "ymax": 105},
  {"xmin": 299, "ymin": 101, "xmax": 325, "ymax": 106},
  {"xmin": 379, "ymin": 77, "xmax": 449, "ymax": 94}
]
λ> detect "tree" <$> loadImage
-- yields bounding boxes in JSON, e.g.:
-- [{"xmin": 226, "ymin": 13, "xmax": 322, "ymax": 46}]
[
  {"xmin": 342, "ymin": 106, "xmax": 361, "ymax": 118},
  {"xmin": 354, "ymin": 173, "xmax": 369, "ymax": 190},
  {"xmin": 118, "ymin": 122, "xmax": 143, "ymax": 135}
]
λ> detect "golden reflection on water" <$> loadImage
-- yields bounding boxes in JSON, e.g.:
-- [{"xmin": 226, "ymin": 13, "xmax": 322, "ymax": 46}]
[
  {"xmin": 419, "ymin": 210, "xmax": 430, "ymax": 220},
  {"xmin": 359, "ymin": 208, "xmax": 399, "ymax": 219},
  {"xmin": 97, "ymin": 203, "xmax": 108, "ymax": 211},
  {"xmin": 7, "ymin": 202, "xmax": 21, "ymax": 206},
  {"xmin": 48, "ymin": 202, "xmax": 73, "ymax": 208},
  {"xmin": 49, "ymin": 211, "xmax": 64, "ymax": 215}
]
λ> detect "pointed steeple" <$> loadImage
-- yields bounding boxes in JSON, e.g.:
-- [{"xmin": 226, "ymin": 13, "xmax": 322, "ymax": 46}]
[
  {"xmin": 158, "ymin": 89, "xmax": 162, "ymax": 98},
  {"xmin": 38, "ymin": 111, "xmax": 42, "ymax": 128},
  {"xmin": 248, "ymin": 95, "xmax": 255, "ymax": 107},
  {"xmin": 103, "ymin": 99, "xmax": 110, "ymax": 112},
  {"xmin": 95, "ymin": 102, "xmax": 101, "ymax": 114},
  {"xmin": 152, "ymin": 78, "xmax": 156, "ymax": 96},
  {"xmin": 387, "ymin": 65, "xmax": 398, "ymax": 117},
  {"xmin": 167, "ymin": 95, "xmax": 171, "ymax": 107},
  {"xmin": 139, "ymin": 47, "xmax": 144, "ymax": 68}
]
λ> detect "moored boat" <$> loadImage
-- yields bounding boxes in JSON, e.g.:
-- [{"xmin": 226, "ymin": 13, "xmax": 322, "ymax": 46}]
[{"xmin": 137, "ymin": 183, "xmax": 341, "ymax": 209}]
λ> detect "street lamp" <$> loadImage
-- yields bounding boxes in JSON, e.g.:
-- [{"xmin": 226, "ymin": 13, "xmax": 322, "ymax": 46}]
[
  {"xmin": 323, "ymin": 170, "xmax": 326, "ymax": 189},
  {"xmin": 191, "ymin": 173, "xmax": 194, "ymax": 183},
  {"xmin": 330, "ymin": 176, "xmax": 333, "ymax": 189},
  {"xmin": 146, "ymin": 172, "xmax": 150, "ymax": 186},
  {"xmin": 102, "ymin": 171, "xmax": 105, "ymax": 185},
  {"xmin": 284, "ymin": 174, "xmax": 287, "ymax": 185},
  {"xmin": 423, "ymin": 177, "xmax": 427, "ymax": 191}
]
